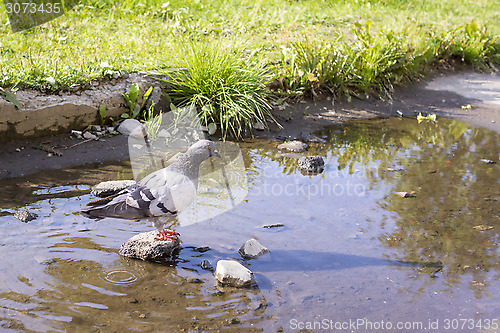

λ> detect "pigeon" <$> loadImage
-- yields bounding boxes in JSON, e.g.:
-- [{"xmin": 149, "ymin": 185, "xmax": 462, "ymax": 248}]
[{"xmin": 81, "ymin": 139, "xmax": 221, "ymax": 241}]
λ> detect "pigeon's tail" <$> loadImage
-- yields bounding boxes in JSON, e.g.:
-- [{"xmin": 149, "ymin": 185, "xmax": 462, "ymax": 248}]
[{"xmin": 80, "ymin": 197, "xmax": 146, "ymax": 221}]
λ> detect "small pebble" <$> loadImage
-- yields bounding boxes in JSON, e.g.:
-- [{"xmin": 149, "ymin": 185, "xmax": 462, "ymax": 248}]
[
  {"xmin": 394, "ymin": 191, "xmax": 415, "ymax": 198},
  {"xmin": 193, "ymin": 246, "xmax": 211, "ymax": 253},
  {"xmin": 253, "ymin": 122, "xmax": 265, "ymax": 131},
  {"xmin": 201, "ymin": 260, "xmax": 213, "ymax": 271},
  {"xmin": 14, "ymin": 209, "xmax": 38, "ymax": 223},
  {"xmin": 83, "ymin": 132, "xmax": 98, "ymax": 140},
  {"xmin": 70, "ymin": 130, "xmax": 83, "ymax": 139},
  {"xmin": 207, "ymin": 123, "xmax": 217, "ymax": 135},
  {"xmin": 90, "ymin": 125, "xmax": 102, "ymax": 132},
  {"xmin": 239, "ymin": 238, "xmax": 269, "ymax": 259}
]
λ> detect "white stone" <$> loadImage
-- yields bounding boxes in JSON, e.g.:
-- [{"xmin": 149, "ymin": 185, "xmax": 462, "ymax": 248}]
[
  {"xmin": 207, "ymin": 123, "xmax": 217, "ymax": 135},
  {"xmin": 215, "ymin": 260, "xmax": 254, "ymax": 287},
  {"xmin": 117, "ymin": 119, "xmax": 142, "ymax": 136},
  {"xmin": 70, "ymin": 130, "xmax": 83, "ymax": 139},
  {"xmin": 158, "ymin": 129, "xmax": 171, "ymax": 138}
]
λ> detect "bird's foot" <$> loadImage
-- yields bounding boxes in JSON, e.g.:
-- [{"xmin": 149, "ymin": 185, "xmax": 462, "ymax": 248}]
[{"xmin": 156, "ymin": 229, "xmax": 179, "ymax": 242}]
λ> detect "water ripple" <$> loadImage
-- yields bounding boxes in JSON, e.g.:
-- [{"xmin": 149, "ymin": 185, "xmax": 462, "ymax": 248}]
[{"xmin": 101, "ymin": 270, "xmax": 138, "ymax": 286}]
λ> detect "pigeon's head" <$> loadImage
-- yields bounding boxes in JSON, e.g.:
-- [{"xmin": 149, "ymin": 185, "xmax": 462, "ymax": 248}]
[{"xmin": 188, "ymin": 139, "xmax": 221, "ymax": 159}]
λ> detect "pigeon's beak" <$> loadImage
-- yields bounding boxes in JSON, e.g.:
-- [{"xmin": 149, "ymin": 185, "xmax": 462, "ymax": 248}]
[{"xmin": 211, "ymin": 148, "xmax": 221, "ymax": 158}]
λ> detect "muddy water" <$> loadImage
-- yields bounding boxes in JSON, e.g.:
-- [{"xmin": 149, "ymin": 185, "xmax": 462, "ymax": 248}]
[{"xmin": 0, "ymin": 117, "xmax": 499, "ymax": 332}]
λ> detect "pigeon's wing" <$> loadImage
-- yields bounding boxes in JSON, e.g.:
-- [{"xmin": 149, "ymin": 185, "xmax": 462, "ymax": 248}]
[
  {"xmin": 138, "ymin": 169, "xmax": 198, "ymax": 213},
  {"xmin": 85, "ymin": 184, "xmax": 141, "ymax": 207},
  {"xmin": 126, "ymin": 185, "xmax": 178, "ymax": 217},
  {"xmin": 80, "ymin": 184, "xmax": 147, "ymax": 220},
  {"xmin": 139, "ymin": 168, "xmax": 183, "ymax": 189},
  {"xmin": 82, "ymin": 172, "xmax": 197, "ymax": 220}
]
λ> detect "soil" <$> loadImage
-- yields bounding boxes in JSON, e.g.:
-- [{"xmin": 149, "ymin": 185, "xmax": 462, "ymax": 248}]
[
  {"xmin": 0, "ymin": 71, "xmax": 498, "ymax": 179},
  {"xmin": 259, "ymin": 71, "xmax": 500, "ymax": 141}
]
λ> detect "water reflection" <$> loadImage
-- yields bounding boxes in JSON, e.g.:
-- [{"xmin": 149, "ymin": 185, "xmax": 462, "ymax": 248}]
[
  {"xmin": 0, "ymin": 116, "xmax": 498, "ymax": 331},
  {"xmin": 316, "ymin": 117, "xmax": 499, "ymax": 290}
]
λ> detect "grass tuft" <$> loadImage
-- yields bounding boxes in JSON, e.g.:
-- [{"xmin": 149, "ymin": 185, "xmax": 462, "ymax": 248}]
[{"xmin": 159, "ymin": 42, "xmax": 272, "ymax": 139}]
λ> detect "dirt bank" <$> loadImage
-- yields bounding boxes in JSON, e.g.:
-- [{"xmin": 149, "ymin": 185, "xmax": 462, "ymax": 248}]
[
  {"xmin": 258, "ymin": 72, "xmax": 500, "ymax": 141},
  {"xmin": 0, "ymin": 72, "xmax": 168, "ymax": 141},
  {"xmin": 1, "ymin": 72, "xmax": 498, "ymax": 179}
]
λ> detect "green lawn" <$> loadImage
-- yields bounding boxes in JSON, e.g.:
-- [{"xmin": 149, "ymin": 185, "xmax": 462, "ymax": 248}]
[
  {"xmin": 0, "ymin": 0, "xmax": 499, "ymax": 136},
  {"xmin": 1, "ymin": 0, "xmax": 498, "ymax": 91}
]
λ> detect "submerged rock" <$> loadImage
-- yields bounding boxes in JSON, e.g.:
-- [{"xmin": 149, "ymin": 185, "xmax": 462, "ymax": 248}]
[
  {"xmin": 14, "ymin": 209, "xmax": 38, "ymax": 223},
  {"xmin": 276, "ymin": 152, "xmax": 303, "ymax": 159},
  {"xmin": 119, "ymin": 230, "xmax": 180, "ymax": 261},
  {"xmin": 297, "ymin": 156, "xmax": 325, "ymax": 174},
  {"xmin": 215, "ymin": 260, "xmax": 254, "ymax": 287},
  {"xmin": 91, "ymin": 180, "xmax": 136, "ymax": 197},
  {"xmin": 277, "ymin": 140, "xmax": 308, "ymax": 152},
  {"xmin": 239, "ymin": 238, "xmax": 269, "ymax": 259},
  {"xmin": 300, "ymin": 132, "xmax": 326, "ymax": 143}
]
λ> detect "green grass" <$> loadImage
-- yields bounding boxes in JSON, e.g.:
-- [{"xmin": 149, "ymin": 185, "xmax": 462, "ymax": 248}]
[
  {"xmin": 158, "ymin": 42, "xmax": 272, "ymax": 139},
  {"xmin": 0, "ymin": 0, "xmax": 498, "ymax": 91},
  {"xmin": 275, "ymin": 21, "xmax": 500, "ymax": 100},
  {"xmin": 0, "ymin": 0, "xmax": 499, "ymax": 136}
]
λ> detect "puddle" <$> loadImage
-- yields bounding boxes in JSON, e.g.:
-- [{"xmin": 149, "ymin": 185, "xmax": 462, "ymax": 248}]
[{"xmin": 0, "ymin": 116, "xmax": 499, "ymax": 332}]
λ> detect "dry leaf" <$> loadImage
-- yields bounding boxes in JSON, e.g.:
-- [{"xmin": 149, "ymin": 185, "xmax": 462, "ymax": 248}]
[
  {"xmin": 473, "ymin": 225, "xmax": 493, "ymax": 231},
  {"xmin": 394, "ymin": 191, "xmax": 415, "ymax": 198}
]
